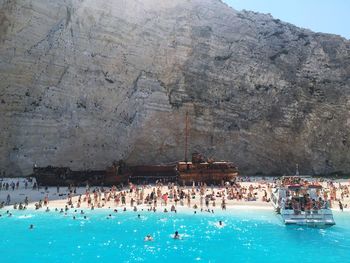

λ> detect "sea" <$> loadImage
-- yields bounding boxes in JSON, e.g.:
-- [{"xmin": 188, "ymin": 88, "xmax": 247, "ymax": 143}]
[{"xmin": 0, "ymin": 208, "xmax": 349, "ymax": 263}]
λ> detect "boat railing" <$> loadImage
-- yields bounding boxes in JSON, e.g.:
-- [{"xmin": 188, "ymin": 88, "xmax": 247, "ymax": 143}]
[{"xmin": 282, "ymin": 209, "xmax": 333, "ymax": 217}]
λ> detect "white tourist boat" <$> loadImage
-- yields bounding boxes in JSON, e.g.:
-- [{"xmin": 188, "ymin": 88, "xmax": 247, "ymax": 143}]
[{"xmin": 271, "ymin": 176, "xmax": 335, "ymax": 227}]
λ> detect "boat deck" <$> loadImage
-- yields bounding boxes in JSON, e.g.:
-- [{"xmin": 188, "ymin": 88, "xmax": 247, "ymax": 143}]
[{"xmin": 281, "ymin": 209, "xmax": 335, "ymax": 226}]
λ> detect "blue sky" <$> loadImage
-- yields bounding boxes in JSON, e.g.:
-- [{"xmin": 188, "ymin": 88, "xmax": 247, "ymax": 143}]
[{"xmin": 223, "ymin": 0, "xmax": 350, "ymax": 39}]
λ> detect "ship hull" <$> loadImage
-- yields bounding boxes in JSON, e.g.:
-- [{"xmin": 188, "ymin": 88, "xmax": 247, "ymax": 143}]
[
  {"xmin": 32, "ymin": 167, "xmax": 128, "ymax": 186},
  {"xmin": 179, "ymin": 171, "xmax": 238, "ymax": 185}
]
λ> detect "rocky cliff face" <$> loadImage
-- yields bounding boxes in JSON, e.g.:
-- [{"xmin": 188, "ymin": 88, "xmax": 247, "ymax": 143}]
[{"xmin": 1, "ymin": 0, "xmax": 350, "ymax": 176}]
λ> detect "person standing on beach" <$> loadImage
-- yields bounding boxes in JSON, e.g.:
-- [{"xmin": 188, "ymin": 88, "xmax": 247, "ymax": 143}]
[
  {"xmin": 122, "ymin": 194, "xmax": 126, "ymax": 205},
  {"xmin": 205, "ymin": 196, "xmax": 209, "ymax": 208},
  {"xmin": 221, "ymin": 197, "xmax": 226, "ymax": 210},
  {"xmin": 339, "ymin": 200, "xmax": 344, "ymax": 211},
  {"xmin": 44, "ymin": 195, "xmax": 49, "ymax": 206},
  {"xmin": 6, "ymin": 194, "xmax": 11, "ymax": 205}
]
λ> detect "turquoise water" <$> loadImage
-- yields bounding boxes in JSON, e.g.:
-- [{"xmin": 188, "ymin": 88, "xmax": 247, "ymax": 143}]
[{"xmin": 0, "ymin": 209, "xmax": 349, "ymax": 263}]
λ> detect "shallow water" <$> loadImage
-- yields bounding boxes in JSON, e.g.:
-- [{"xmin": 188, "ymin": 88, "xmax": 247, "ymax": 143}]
[{"xmin": 0, "ymin": 209, "xmax": 349, "ymax": 263}]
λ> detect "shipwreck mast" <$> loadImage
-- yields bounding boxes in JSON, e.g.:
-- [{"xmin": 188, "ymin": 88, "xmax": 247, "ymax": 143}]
[{"xmin": 185, "ymin": 111, "xmax": 189, "ymax": 162}]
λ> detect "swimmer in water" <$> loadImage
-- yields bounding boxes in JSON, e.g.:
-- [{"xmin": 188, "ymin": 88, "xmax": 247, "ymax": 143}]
[
  {"xmin": 29, "ymin": 224, "xmax": 34, "ymax": 229},
  {"xmin": 144, "ymin": 234, "xmax": 153, "ymax": 241},
  {"xmin": 216, "ymin": 220, "xmax": 225, "ymax": 228},
  {"xmin": 138, "ymin": 214, "xmax": 141, "ymax": 219},
  {"xmin": 173, "ymin": 231, "xmax": 180, "ymax": 239}
]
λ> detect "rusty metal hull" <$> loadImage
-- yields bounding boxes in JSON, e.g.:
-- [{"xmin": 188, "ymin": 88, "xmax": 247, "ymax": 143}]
[
  {"xmin": 32, "ymin": 166, "xmax": 129, "ymax": 186},
  {"xmin": 179, "ymin": 171, "xmax": 238, "ymax": 185}
]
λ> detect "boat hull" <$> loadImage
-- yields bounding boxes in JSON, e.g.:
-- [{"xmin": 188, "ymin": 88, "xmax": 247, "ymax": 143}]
[{"xmin": 281, "ymin": 210, "xmax": 336, "ymax": 227}]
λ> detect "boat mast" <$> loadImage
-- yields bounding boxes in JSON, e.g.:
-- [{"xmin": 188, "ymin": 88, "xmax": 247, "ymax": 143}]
[{"xmin": 185, "ymin": 111, "xmax": 189, "ymax": 162}]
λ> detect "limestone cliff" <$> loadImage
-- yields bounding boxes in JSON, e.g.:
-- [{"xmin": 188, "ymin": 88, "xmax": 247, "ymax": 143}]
[{"xmin": 1, "ymin": 0, "xmax": 350, "ymax": 176}]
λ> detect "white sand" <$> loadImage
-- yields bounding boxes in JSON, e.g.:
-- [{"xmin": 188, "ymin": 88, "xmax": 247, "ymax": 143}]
[{"xmin": 0, "ymin": 177, "xmax": 349, "ymax": 213}]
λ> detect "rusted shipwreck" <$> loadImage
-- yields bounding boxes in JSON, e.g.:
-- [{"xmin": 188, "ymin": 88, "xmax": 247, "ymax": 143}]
[
  {"xmin": 31, "ymin": 162, "xmax": 125, "ymax": 186},
  {"xmin": 177, "ymin": 152, "xmax": 239, "ymax": 185},
  {"xmin": 32, "ymin": 153, "xmax": 238, "ymax": 186}
]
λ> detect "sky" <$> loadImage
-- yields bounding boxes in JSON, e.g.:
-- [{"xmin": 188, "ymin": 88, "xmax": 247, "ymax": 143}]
[{"xmin": 223, "ymin": 0, "xmax": 350, "ymax": 39}]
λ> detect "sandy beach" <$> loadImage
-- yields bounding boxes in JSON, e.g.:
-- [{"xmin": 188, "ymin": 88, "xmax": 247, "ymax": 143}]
[{"xmin": 0, "ymin": 177, "xmax": 349, "ymax": 213}]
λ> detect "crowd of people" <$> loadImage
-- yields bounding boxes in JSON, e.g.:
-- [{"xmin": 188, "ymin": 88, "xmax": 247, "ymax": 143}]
[
  {"xmin": 0, "ymin": 177, "xmax": 349, "ymax": 213},
  {"xmin": 277, "ymin": 177, "xmax": 349, "ymax": 213}
]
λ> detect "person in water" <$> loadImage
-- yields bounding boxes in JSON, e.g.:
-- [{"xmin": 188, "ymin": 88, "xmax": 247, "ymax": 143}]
[
  {"xmin": 173, "ymin": 231, "xmax": 180, "ymax": 239},
  {"xmin": 29, "ymin": 224, "xmax": 34, "ymax": 229},
  {"xmin": 144, "ymin": 234, "xmax": 153, "ymax": 241}
]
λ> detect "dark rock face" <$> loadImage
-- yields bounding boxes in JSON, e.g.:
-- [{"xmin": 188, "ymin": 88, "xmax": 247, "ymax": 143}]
[{"xmin": 1, "ymin": 0, "xmax": 350, "ymax": 176}]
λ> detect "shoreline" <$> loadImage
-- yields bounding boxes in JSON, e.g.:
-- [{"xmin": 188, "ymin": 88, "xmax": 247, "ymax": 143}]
[
  {"xmin": 2, "ymin": 198, "xmax": 349, "ymax": 214},
  {"xmin": 2, "ymin": 204, "xmax": 349, "ymax": 216}
]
